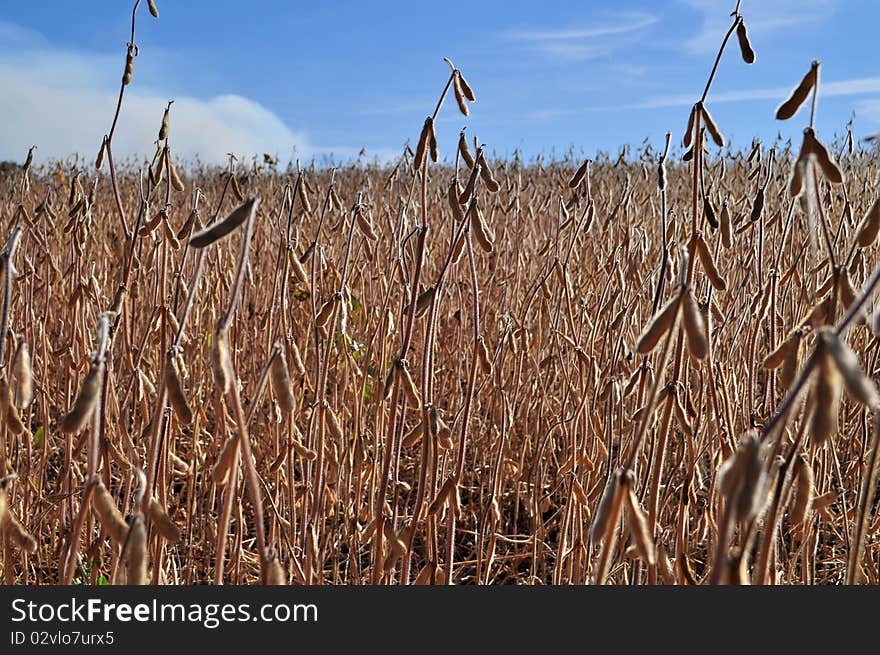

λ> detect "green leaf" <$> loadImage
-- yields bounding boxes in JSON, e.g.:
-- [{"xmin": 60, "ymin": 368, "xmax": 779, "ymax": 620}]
[
  {"xmin": 97, "ymin": 575, "xmax": 109, "ymax": 586},
  {"xmin": 32, "ymin": 425, "xmax": 44, "ymax": 449}
]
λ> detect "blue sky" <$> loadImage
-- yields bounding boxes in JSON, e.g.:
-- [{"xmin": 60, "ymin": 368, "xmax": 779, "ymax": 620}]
[{"xmin": 1, "ymin": 0, "xmax": 879, "ymax": 165}]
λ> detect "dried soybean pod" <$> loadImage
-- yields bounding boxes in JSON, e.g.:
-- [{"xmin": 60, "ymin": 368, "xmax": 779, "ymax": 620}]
[
  {"xmin": 776, "ymin": 61, "xmax": 818, "ymax": 120},
  {"xmin": 148, "ymin": 499, "xmax": 181, "ymax": 543},
  {"xmin": 763, "ymin": 330, "xmax": 797, "ymax": 369},
  {"xmin": 856, "ymin": 199, "xmax": 880, "ymax": 248},
  {"xmin": 288, "ymin": 245, "xmax": 310, "ymax": 285},
  {"xmin": 397, "ymin": 362, "xmax": 421, "ymax": 407},
  {"xmin": 569, "ymin": 159, "xmax": 590, "ymax": 189},
  {"xmin": 167, "ymin": 154, "xmax": 185, "ymax": 191},
  {"xmin": 747, "ymin": 141, "xmax": 760, "ymax": 163},
  {"xmin": 290, "ymin": 438, "xmax": 317, "ymax": 461},
  {"xmin": 790, "ymin": 456, "xmax": 814, "ymax": 530},
  {"xmin": 402, "ymin": 421, "xmax": 424, "ymax": 449},
  {"xmin": 414, "ymin": 285, "xmax": 436, "ymax": 318},
  {"xmin": 315, "ymin": 294, "xmax": 339, "ymax": 328},
  {"xmin": 212, "ymin": 434, "xmax": 239, "ymax": 484},
  {"xmin": 477, "ymin": 336, "xmax": 493, "ymax": 375},
  {"xmin": 325, "ymin": 403, "xmax": 346, "ymax": 443},
  {"xmin": 808, "ymin": 131, "xmax": 844, "ymax": 184},
  {"xmin": 458, "ymin": 130, "xmax": 475, "ymax": 168},
  {"xmin": 381, "ymin": 362, "xmax": 396, "ymax": 401},
  {"xmin": 672, "ymin": 390, "xmax": 693, "ymax": 435},
  {"xmin": 624, "ymin": 482, "xmax": 656, "ymax": 565},
  {"xmin": 5, "ymin": 511, "xmax": 37, "ymax": 553},
  {"xmin": 736, "ymin": 19, "xmax": 755, "ymax": 64},
  {"xmin": 428, "ymin": 477, "xmax": 456, "ymax": 516},
  {"xmin": 733, "ymin": 432, "xmax": 767, "ymax": 523},
  {"xmin": 355, "ymin": 207, "xmax": 378, "ymax": 240},
  {"xmin": 147, "ymin": 0, "xmax": 159, "ymax": 18},
  {"xmin": 11, "ymin": 339, "xmax": 32, "ymax": 410},
  {"xmin": 158, "ymin": 101, "xmax": 171, "ymax": 140},
  {"xmin": 453, "ymin": 71, "xmax": 469, "ymax": 117},
  {"xmin": 266, "ymin": 554, "xmax": 286, "ymax": 585},
  {"xmin": 92, "ymin": 481, "xmax": 129, "ymax": 544},
  {"xmin": 176, "ymin": 208, "xmax": 199, "ymax": 241},
  {"xmin": 683, "ymin": 104, "xmax": 697, "ymax": 148},
  {"xmin": 428, "ymin": 120, "xmax": 439, "ymax": 163},
  {"xmin": 636, "ymin": 294, "xmax": 681, "ymax": 354},
  {"xmin": 297, "ymin": 175, "xmax": 312, "ymax": 213},
  {"xmin": 590, "ymin": 469, "xmax": 623, "ymax": 543},
  {"xmin": 22, "ymin": 145, "xmax": 35, "ymax": 172},
  {"xmin": 189, "ymin": 197, "xmax": 257, "ymax": 248},
  {"xmin": 414, "ymin": 117, "xmax": 432, "ymax": 170},
  {"xmin": 434, "ymin": 410, "xmax": 454, "ymax": 450},
  {"xmin": 287, "ymin": 338, "xmax": 306, "ymax": 377},
  {"xmin": 839, "ymin": 270, "xmax": 865, "ymax": 323},
  {"xmin": 476, "ymin": 151, "xmax": 500, "ymax": 192},
  {"xmin": 61, "ymin": 361, "xmax": 103, "ymax": 433},
  {"xmin": 126, "ymin": 518, "xmax": 148, "ymax": 584},
  {"xmin": 790, "ymin": 158, "xmax": 805, "ymax": 198},
  {"xmin": 720, "ymin": 200, "xmax": 732, "ymax": 248},
  {"xmin": 700, "ymin": 104, "xmax": 725, "ymax": 148},
  {"xmin": 750, "ymin": 187, "xmax": 765, "ymax": 223},
  {"xmin": 704, "ymin": 197, "xmax": 718, "ymax": 229},
  {"xmin": 459, "ymin": 164, "xmax": 479, "ymax": 204},
  {"xmin": 810, "ymin": 340, "xmax": 842, "ymax": 446},
  {"xmin": 695, "ymin": 235, "xmax": 727, "ymax": 291},
  {"xmin": 212, "ymin": 325, "xmax": 233, "ymax": 395},
  {"xmin": 270, "ymin": 344, "xmax": 296, "ymax": 413},
  {"xmin": 162, "ymin": 215, "xmax": 180, "ymax": 250},
  {"xmin": 822, "ymin": 329, "xmax": 879, "ymax": 408},
  {"xmin": 448, "ymin": 179, "xmax": 465, "ymax": 222},
  {"xmin": 165, "ymin": 351, "xmax": 193, "ymax": 425},
  {"xmin": 138, "ymin": 209, "xmax": 165, "ymax": 237},
  {"xmin": 425, "ymin": 405, "xmax": 440, "ymax": 439},
  {"xmin": 682, "ymin": 287, "xmax": 708, "ymax": 359},
  {"xmin": 470, "ymin": 203, "xmax": 495, "ymax": 253},
  {"xmin": 458, "ymin": 71, "xmax": 476, "ymax": 102},
  {"xmin": 95, "ymin": 138, "xmax": 107, "ymax": 170},
  {"xmin": 122, "ymin": 46, "xmax": 135, "ymax": 86}
]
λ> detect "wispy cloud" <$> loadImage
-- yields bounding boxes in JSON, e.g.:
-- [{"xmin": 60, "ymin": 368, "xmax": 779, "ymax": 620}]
[
  {"xmin": 503, "ymin": 12, "xmax": 657, "ymax": 61},
  {"xmin": 505, "ymin": 13, "xmax": 658, "ymax": 42},
  {"xmin": 592, "ymin": 77, "xmax": 880, "ymax": 111},
  {"xmin": 535, "ymin": 43, "xmax": 610, "ymax": 61},
  {"xmin": 0, "ymin": 20, "xmax": 310, "ymax": 164},
  {"xmin": 680, "ymin": 0, "xmax": 839, "ymax": 54}
]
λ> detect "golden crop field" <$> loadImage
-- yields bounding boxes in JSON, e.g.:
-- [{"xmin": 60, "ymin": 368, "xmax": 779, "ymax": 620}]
[{"xmin": 2, "ymin": 0, "xmax": 880, "ymax": 586}]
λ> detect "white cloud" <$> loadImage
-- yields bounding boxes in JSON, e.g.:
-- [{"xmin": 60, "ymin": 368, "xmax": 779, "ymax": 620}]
[
  {"xmin": 503, "ymin": 12, "xmax": 657, "ymax": 61},
  {"xmin": 505, "ymin": 14, "xmax": 659, "ymax": 42},
  {"xmin": 536, "ymin": 43, "xmax": 611, "ymax": 61},
  {"xmin": 0, "ymin": 20, "xmax": 310, "ymax": 165},
  {"xmin": 679, "ymin": 0, "xmax": 839, "ymax": 54},
  {"xmin": 595, "ymin": 77, "xmax": 880, "ymax": 111}
]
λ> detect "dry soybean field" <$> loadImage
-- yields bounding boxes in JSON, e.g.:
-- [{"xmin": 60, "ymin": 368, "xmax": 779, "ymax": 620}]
[{"xmin": 2, "ymin": 0, "xmax": 880, "ymax": 586}]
